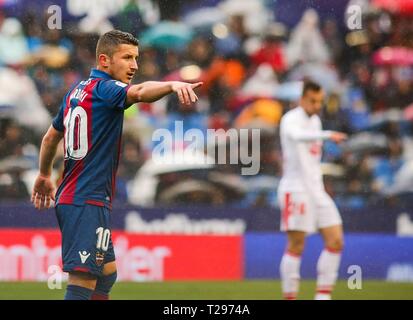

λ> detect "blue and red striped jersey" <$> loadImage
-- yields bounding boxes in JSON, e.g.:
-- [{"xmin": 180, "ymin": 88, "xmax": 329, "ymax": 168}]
[{"xmin": 52, "ymin": 69, "xmax": 132, "ymax": 209}]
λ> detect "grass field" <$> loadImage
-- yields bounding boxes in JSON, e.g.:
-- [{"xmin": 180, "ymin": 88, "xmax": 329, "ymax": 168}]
[{"xmin": 0, "ymin": 280, "xmax": 412, "ymax": 300}]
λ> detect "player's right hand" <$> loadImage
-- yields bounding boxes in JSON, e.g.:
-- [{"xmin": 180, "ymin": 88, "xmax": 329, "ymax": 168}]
[
  {"xmin": 330, "ymin": 131, "xmax": 348, "ymax": 143},
  {"xmin": 31, "ymin": 174, "xmax": 56, "ymax": 210},
  {"xmin": 171, "ymin": 81, "xmax": 203, "ymax": 105}
]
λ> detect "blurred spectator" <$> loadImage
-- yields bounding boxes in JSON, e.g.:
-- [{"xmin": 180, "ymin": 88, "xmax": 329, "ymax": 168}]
[
  {"xmin": 0, "ymin": 17, "xmax": 29, "ymax": 66},
  {"xmin": 321, "ymin": 19, "xmax": 344, "ymax": 65},
  {"xmin": 0, "ymin": 120, "xmax": 25, "ymax": 158},
  {"xmin": 250, "ymin": 23, "xmax": 287, "ymax": 75},
  {"xmin": 215, "ymin": 15, "xmax": 247, "ymax": 57},
  {"xmin": 0, "ymin": 170, "xmax": 29, "ymax": 200},
  {"xmin": 342, "ymin": 87, "xmax": 370, "ymax": 132},
  {"xmin": 0, "ymin": 66, "xmax": 52, "ymax": 133},
  {"xmin": 186, "ymin": 36, "xmax": 214, "ymax": 68},
  {"xmin": 118, "ymin": 135, "xmax": 145, "ymax": 180},
  {"xmin": 201, "ymin": 54, "xmax": 247, "ymax": 114},
  {"xmin": 373, "ymin": 138, "xmax": 405, "ymax": 192},
  {"xmin": 241, "ymin": 63, "xmax": 279, "ymax": 97},
  {"xmin": 345, "ymin": 154, "xmax": 376, "ymax": 207},
  {"xmin": 111, "ymin": 0, "xmax": 147, "ymax": 36},
  {"xmin": 286, "ymin": 9, "xmax": 331, "ymax": 67}
]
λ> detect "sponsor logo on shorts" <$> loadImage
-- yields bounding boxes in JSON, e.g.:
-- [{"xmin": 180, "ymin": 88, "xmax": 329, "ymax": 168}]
[{"xmin": 79, "ymin": 251, "xmax": 90, "ymax": 264}]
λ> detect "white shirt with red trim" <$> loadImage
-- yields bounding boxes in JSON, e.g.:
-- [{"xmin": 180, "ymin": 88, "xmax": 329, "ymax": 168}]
[{"xmin": 278, "ymin": 106, "xmax": 333, "ymax": 194}]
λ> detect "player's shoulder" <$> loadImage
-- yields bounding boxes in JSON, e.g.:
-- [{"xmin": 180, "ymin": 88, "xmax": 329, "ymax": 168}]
[
  {"xmin": 281, "ymin": 107, "xmax": 303, "ymax": 123},
  {"xmin": 97, "ymin": 78, "xmax": 128, "ymax": 88},
  {"xmin": 94, "ymin": 78, "xmax": 129, "ymax": 96},
  {"xmin": 311, "ymin": 113, "xmax": 322, "ymax": 125}
]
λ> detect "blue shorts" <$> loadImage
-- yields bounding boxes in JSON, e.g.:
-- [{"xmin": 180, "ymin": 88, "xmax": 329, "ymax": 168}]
[{"xmin": 55, "ymin": 204, "xmax": 115, "ymax": 277}]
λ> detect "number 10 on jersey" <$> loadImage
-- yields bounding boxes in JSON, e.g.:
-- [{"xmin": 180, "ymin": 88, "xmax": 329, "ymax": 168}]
[{"xmin": 63, "ymin": 106, "xmax": 88, "ymax": 160}]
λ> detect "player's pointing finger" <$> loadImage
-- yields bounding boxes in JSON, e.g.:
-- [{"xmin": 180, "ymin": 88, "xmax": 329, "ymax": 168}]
[{"xmin": 191, "ymin": 82, "xmax": 203, "ymax": 89}]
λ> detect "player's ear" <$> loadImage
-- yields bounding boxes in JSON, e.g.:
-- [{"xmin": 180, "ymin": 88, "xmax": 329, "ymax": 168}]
[{"xmin": 98, "ymin": 54, "xmax": 110, "ymax": 68}]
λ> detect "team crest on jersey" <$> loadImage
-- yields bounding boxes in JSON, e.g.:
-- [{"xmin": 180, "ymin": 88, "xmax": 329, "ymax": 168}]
[
  {"xmin": 309, "ymin": 142, "xmax": 322, "ymax": 155},
  {"xmin": 115, "ymin": 81, "xmax": 127, "ymax": 87},
  {"xmin": 96, "ymin": 252, "xmax": 105, "ymax": 266}
]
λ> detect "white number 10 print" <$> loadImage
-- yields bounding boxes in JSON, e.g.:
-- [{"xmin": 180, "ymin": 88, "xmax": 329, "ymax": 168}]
[
  {"xmin": 63, "ymin": 106, "xmax": 88, "ymax": 160},
  {"xmin": 96, "ymin": 227, "xmax": 111, "ymax": 252}
]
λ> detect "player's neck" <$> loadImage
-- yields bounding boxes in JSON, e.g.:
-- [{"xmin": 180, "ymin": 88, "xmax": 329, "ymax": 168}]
[
  {"xmin": 300, "ymin": 106, "xmax": 313, "ymax": 118},
  {"xmin": 96, "ymin": 66, "xmax": 113, "ymax": 78}
]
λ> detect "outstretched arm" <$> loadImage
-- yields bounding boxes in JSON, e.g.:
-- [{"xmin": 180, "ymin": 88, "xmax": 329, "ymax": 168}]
[
  {"xmin": 288, "ymin": 127, "xmax": 333, "ymax": 142},
  {"xmin": 288, "ymin": 128, "xmax": 347, "ymax": 143},
  {"xmin": 126, "ymin": 81, "xmax": 203, "ymax": 105},
  {"xmin": 31, "ymin": 125, "xmax": 63, "ymax": 210},
  {"xmin": 283, "ymin": 118, "xmax": 347, "ymax": 143}
]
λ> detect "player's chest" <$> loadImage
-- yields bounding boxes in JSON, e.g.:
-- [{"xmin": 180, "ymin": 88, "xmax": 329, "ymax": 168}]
[{"xmin": 303, "ymin": 120, "xmax": 322, "ymax": 157}]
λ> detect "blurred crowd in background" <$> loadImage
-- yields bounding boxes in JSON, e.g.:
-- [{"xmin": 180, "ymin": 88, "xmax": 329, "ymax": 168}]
[{"xmin": 0, "ymin": 0, "xmax": 412, "ymax": 209}]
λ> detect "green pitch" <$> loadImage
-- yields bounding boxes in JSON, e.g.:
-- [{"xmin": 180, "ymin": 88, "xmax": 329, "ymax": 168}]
[{"xmin": 0, "ymin": 280, "xmax": 412, "ymax": 300}]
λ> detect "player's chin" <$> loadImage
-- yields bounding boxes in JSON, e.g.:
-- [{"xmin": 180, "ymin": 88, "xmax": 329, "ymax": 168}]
[{"xmin": 123, "ymin": 77, "xmax": 132, "ymax": 84}]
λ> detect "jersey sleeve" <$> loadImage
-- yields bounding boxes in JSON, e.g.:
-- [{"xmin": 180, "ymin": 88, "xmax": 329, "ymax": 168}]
[
  {"xmin": 283, "ymin": 116, "xmax": 332, "ymax": 142},
  {"xmin": 94, "ymin": 79, "xmax": 132, "ymax": 110},
  {"xmin": 52, "ymin": 94, "xmax": 67, "ymax": 132}
]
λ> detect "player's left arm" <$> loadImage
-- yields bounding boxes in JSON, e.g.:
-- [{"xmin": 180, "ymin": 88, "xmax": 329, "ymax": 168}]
[
  {"xmin": 285, "ymin": 117, "xmax": 347, "ymax": 142},
  {"xmin": 126, "ymin": 81, "xmax": 203, "ymax": 105},
  {"xmin": 32, "ymin": 125, "xmax": 63, "ymax": 210}
]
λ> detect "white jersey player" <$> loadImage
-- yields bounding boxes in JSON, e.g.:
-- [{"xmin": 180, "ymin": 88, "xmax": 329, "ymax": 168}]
[{"xmin": 278, "ymin": 81, "xmax": 347, "ymax": 300}]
